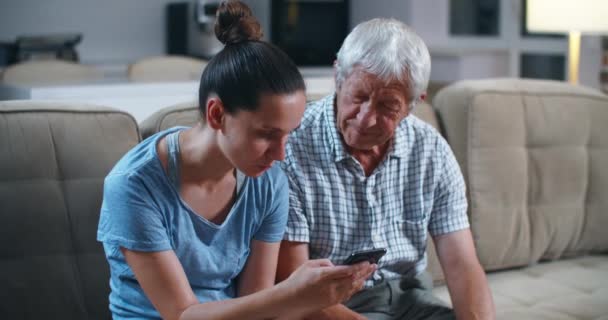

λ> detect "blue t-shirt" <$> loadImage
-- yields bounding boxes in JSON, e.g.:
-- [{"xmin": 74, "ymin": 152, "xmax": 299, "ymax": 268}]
[{"xmin": 97, "ymin": 127, "xmax": 289, "ymax": 319}]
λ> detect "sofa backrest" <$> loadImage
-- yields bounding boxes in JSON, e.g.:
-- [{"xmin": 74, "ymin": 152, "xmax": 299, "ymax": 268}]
[
  {"xmin": 139, "ymin": 98, "xmax": 441, "ymax": 139},
  {"xmin": 433, "ymin": 78, "xmax": 608, "ymax": 271},
  {"xmin": 139, "ymin": 100, "xmax": 200, "ymax": 139},
  {"xmin": 0, "ymin": 101, "xmax": 140, "ymax": 319}
]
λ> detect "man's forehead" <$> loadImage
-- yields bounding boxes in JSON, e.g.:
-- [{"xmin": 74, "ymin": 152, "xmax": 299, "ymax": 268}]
[
  {"xmin": 348, "ymin": 70, "xmax": 411, "ymax": 95},
  {"xmin": 350, "ymin": 68, "xmax": 409, "ymax": 85}
]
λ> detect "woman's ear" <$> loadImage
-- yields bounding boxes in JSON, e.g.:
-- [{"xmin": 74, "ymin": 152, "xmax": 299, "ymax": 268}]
[{"xmin": 206, "ymin": 97, "xmax": 225, "ymax": 130}]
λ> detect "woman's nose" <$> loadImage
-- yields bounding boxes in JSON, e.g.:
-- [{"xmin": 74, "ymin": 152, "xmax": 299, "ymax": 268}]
[{"xmin": 269, "ymin": 136, "xmax": 287, "ymax": 161}]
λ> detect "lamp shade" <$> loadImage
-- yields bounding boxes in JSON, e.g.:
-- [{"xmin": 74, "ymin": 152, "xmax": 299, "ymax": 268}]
[{"xmin": 527, "ymin": 0, "xmax": 608, "ymax": 34}]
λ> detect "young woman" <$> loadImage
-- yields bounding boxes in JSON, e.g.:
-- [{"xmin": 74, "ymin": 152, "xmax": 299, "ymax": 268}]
[{"xmin": 97, "ymin": 1, "xmax": 375, "ymax": 319}]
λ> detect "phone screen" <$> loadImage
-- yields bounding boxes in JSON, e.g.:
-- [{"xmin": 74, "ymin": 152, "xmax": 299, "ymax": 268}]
[{"xmin": 343, "ymin": 248, "xmax": 387, "ymax": 265}]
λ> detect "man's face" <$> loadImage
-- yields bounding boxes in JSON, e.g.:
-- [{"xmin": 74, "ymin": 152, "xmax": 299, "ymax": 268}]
[{"xmin": 335, "ymin": 68, "xmax": 413, "ymax": 151}]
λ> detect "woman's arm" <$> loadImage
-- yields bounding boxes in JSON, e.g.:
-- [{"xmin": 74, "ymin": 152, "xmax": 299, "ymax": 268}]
[
  {"xmin": 122, "ymin": 248, "xmax": 370, "ymax": 320},
  {"xmin": 237, "ymin": 239, "xmax": 281, "ymax": 296}
]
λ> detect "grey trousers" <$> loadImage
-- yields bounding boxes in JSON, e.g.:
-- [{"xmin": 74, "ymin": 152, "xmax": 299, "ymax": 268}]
[{"xmin": 345, "ymin": 272, "xmax": 455, "ymax": 320}]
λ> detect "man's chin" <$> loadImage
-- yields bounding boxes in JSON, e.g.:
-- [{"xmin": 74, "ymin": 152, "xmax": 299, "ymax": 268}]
[{"xmin": 345, "ymin": 137, "xmax": 386, "ymax": 151}]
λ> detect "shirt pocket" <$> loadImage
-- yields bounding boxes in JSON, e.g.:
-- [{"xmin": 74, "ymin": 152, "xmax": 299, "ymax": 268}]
[{"xmin": 387, "ymin": 218, "xmax": 428, "ymax": 264}]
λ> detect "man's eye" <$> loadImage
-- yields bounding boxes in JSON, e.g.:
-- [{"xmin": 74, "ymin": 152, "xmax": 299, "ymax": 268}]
[
  {"xmin": 352, "ymin": 97, "xmax": 366, "ymax": 104},
  {"xmin": 386, "ymin": 105, "xmax": 400, "ymax": 112}
]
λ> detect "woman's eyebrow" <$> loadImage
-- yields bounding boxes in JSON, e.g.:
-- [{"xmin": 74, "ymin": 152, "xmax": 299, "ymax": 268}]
[{"xmin": 260, "ymin": 126, "xmax": 286, "ymax": 134}]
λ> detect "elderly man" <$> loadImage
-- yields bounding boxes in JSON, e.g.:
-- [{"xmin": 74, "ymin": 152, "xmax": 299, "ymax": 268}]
[{"xmin": 277, "ymin": 18, "xmax": 495, "ymax": 320}]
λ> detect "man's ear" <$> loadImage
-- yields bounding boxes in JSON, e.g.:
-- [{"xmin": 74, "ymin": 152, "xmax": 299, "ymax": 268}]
[
  {"xmin": 333, "ymin": 60, "xmax": 339, "ymax": 90},
  {"xmin": 206, "ymin": 97, "xmax": 225, "ymax": 130}
]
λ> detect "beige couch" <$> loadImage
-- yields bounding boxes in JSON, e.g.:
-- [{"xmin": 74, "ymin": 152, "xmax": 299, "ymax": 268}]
[
  {"xmin": 1, "ymin": 78, "xmax": 606, "ymax": 319},
  {"xmin": 0, "ymin": 101, "xmax": 139, "ymax": 319},
  {"xmin": 430, "ymin": 79, "xmax": 608, "ymax": 320}
]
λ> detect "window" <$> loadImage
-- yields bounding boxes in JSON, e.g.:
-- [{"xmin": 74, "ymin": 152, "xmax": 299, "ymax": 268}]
[
  {"xmin": 449, "ymin": 0, "xmax": 500, "ymax": 36},
  {"xmin": 271, "ymin": 0, "xmax": 349, "ymax": 66},
  {"xmin": 520, "ymin": 53, "xmax": 565, "ymax": 80}
]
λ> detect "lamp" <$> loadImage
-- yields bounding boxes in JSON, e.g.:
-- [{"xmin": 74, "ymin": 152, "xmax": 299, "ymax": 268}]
[{"xmin": 526, "ymin": 0, "xmax": 608, "ymax": 84}]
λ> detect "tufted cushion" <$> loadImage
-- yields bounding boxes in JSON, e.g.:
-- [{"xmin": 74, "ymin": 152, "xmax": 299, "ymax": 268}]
[
  {"xmin": 433, "ymin": 79, "xmax": 608, "ymax": 271},
  {"xmin": 433, "ymin": 255, "xmax": 608, "ymax": 320},
  {"xmin": 0, "ymin": 101, "xmax": 140, "ymax": 319},
  {"xmin": 139, "ymin": 100, "xmax": 200, "ymax": 139}
]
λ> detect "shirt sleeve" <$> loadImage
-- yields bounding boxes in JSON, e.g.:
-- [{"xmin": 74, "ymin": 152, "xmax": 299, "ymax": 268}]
[
  {"xmin": 97, "ymin": 173, "xmax": 172, "ymax": 252},
  {"xmin": 428, "ymin": 137, "xmax": 470, "ymax": 236},
  {"xmin": 280, "ymin": 159, "xmax": 310, "ymax": 243},
  {"xmin": 253, "ymin": 167, "xmax": 290, "ymax": 243}
]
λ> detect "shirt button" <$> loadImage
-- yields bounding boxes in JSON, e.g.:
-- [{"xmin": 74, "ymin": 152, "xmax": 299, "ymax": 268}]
[{"xmin": 373, "ymin": 234, "xmax": 382, "ymax": 243}]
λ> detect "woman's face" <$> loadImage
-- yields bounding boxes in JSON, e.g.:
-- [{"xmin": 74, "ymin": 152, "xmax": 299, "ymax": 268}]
[{"xmin": 219, "ymin": 91, "xmax": 307, "ymax": 177}]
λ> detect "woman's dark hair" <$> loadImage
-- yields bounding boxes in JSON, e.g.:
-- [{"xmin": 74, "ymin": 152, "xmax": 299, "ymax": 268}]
[{"xmin": 198, "ymin": 0, "xmax": 305, "ymax": 116}]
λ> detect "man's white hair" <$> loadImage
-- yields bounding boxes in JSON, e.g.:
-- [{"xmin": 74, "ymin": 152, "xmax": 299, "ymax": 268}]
[{"xmin": 335, "ymin": 18, "xmax": 431, "ymax": 105}]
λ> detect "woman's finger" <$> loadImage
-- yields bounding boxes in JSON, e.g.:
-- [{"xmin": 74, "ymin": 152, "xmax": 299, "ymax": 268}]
[
  {"xmin": 305, "ymin": 259, "xmax": 334, "ymax": 268},
  {"xmin": 318, "ymin": 265, "xmax": 356, "ymax": 280}
]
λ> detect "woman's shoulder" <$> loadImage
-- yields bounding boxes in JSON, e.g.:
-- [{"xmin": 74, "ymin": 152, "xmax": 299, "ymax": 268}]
[{"xmin": 106, "ymin": 127, "xmax": 186, "ymax": 187}]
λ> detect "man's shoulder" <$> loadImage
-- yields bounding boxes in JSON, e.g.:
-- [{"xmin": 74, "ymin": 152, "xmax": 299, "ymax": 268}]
[
  {"xmin": 406, "ymin": 114, "xmax": 441, "ymax": 138},
  {"xmin": 287, "ymin": 96, "xmax": 333, "ymax": 150},
  {"xmin": 295, "ymin": 95, "xmax": 332, "ymax": 135},
  {"xmin": 406, "ymin": 115, "xmax": 450, "ymax": 150}
]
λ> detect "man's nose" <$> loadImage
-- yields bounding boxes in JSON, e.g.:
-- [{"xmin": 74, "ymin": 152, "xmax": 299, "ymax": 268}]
[{"xmin": 357, "ymin": 102, "xmax": 377, "ymax": 128}]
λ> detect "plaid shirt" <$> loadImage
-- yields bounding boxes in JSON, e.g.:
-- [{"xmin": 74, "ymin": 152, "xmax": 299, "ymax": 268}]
[{"xmin": 281, "ymin": 94, "xmax": 469, "ymax": 287}]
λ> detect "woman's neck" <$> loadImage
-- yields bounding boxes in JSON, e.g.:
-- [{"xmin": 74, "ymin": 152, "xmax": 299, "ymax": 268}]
[{"xmin": 178, "ymin": 124, "xmax": 235, "ymax": 186}]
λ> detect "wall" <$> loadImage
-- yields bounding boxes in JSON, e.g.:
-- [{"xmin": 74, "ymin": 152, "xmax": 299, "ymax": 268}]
[
  {"xmin": 0, "ymin": 0, "xmax": 175, "ymax": 64},
  {"xmin": 0, "ymin": 0, "xmax": 603, "ymax": 89}
]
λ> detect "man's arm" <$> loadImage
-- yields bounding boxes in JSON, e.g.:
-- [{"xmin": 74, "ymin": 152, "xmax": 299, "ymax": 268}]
[
  {"xmin": 433, "ymin": 229, "xmax": 495, "ymax": 320},
  {"xmin": 277, "ymin": 241, "xmax": 367, "ymax": 320}
]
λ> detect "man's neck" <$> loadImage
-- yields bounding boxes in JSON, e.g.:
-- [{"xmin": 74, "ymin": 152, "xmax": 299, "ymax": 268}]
[{"xmin": 346, "ymin": 142, "xmax": 390, "ymax": 177}]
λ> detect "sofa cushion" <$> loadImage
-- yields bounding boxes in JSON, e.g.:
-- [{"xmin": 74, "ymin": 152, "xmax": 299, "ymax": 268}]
[
  {"xmin": 139, "ymin": 100, "xmax": 200, "ymax": 139},
  {"xmin": 433, "ymin": 255, "xmax": 608, "ymax": 320},
  {"xmin": 433, "ymin": 79, "xmax": 608, "ymax": 271},
  {"xmin": 0, "ymin": 101, "xmax": 140, "ymax": 319}
]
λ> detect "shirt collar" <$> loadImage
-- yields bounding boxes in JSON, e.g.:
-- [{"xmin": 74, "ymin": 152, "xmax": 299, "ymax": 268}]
[
  {"xmin": 322, "ymin": 94, "xmax": 350, "ymax": 162},
  {"xmin": 322, "ymin": 94, "xmax": 411, "ymax": 162},
  {"xmin": 389, "ymin": 118, "xmax": 410, "ymax": 159}
]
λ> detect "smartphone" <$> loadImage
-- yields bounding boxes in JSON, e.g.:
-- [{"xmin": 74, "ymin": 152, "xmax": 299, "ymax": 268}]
[{"xmin": 343, "ymin": 248, "xmax": 387, "ymax": 265}]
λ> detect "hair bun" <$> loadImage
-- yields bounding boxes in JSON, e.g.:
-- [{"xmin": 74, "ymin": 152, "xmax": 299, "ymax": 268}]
[{"xmin": 215, "ymin": 1, "xmax": 263, "ymax": 45}]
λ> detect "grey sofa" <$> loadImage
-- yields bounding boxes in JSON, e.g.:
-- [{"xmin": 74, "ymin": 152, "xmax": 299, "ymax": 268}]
[
  {"xmin": 0, "ymin": 102, "xmax": 139, "ymax": 319},
  {"xmin": 1, "ymin": 78, "xmax": 606, "ymax": 319},
  {"xmin": 430, "ymin": 79, "xmax": 608, "ymax": 320}
]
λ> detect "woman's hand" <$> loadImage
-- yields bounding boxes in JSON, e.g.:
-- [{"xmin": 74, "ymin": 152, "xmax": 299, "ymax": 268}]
[{"xmin": 279, "ymin": 259, "xmax": 376, "ymax": 315}]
